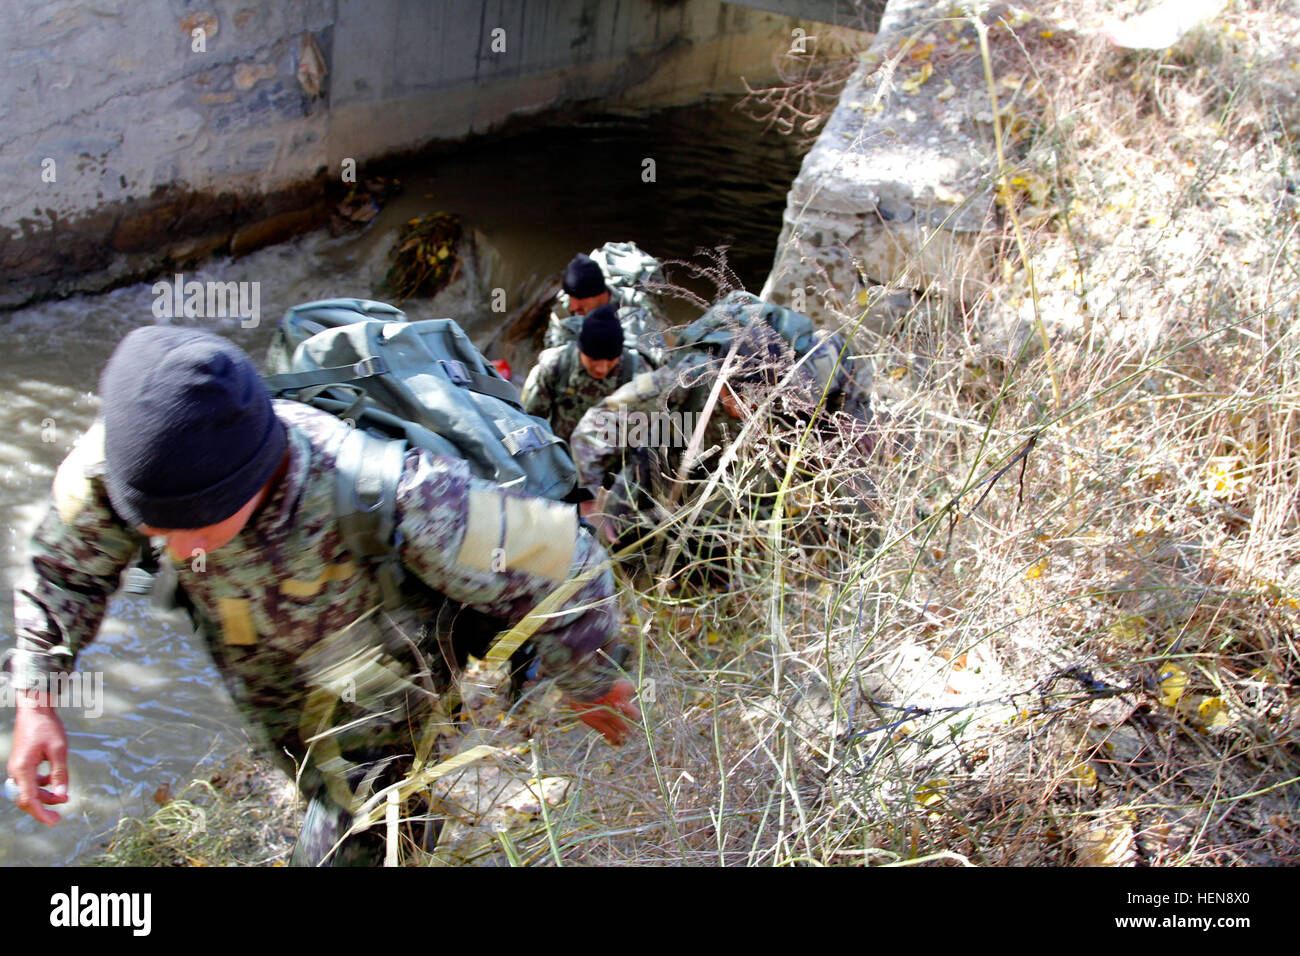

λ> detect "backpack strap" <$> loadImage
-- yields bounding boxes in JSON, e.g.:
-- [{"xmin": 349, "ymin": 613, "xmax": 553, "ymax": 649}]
[
  {"xmin": 331, "ymin": 427, "xmax": 546, "ymax": 677},
  {"xmin": 494, "ymin": 420, "xmax": 563, "ymax": 457},
  {"xmin": 431, "ymin": 358, "xmax": 523, "ymax": 407},
  {"xmin": 334, "ymin": 429, "xmax": 408, "ymax": 610},
  {"xmin": 265, "ymin": 356, "xmax": 391, "ymax": 393},
  {"xmin": 267, "ymin": 356, "xmax": 522, "ymax": 408}
]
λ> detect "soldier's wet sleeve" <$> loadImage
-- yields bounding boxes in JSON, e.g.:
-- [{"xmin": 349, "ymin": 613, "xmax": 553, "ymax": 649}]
[
  {"xmin": 9, "ymin": 421, "xmax": 146, "ymax": 688},
  {"xmin": 394, "ymin": 452, "xmax": 622, "ymax": 701},
  {"xmin": 569, "ymin": 405, "xmax": 619, "ymax": 495}
]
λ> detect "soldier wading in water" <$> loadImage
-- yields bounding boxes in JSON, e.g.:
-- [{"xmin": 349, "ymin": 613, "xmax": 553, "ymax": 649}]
[{"xmin": 5, "ymin": 326, "xmax": 637, "ymax": 864}]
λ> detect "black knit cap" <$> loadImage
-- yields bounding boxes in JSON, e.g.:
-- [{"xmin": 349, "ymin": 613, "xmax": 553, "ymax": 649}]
[
  {"xmin": 99, "ymin": 326, "xmax": 287, "ymax": 529},
  {"xmin": 562, "ymin": 253, "xmax": 608, "ymax": 299},
  {"xmin": 578, "ymin": 304, "xmax": 624, "ymax": 360}
]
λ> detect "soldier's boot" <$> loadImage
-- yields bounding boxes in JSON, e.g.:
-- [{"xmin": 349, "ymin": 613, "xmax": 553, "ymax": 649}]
[{"xmin": 290, "ymin": 788, "xmax": 387, "ymax": 867}]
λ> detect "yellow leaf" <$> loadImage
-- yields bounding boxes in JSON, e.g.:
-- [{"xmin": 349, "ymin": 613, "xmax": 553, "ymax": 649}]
[
  {"xmin": 1071, "ymin": 764, "xmax": 1098, "ymax": 789},
  {"xmin": 437, "ymin": 246, "xmax": 451, "ymax": 260},
  {"xmin": 1009, "ymin": 171, "xmax": 1050, "ymax": 204},
  {"xmin": 1158, "ymin": 665, "xmax": 1187, "ymax": 707},
  {"xmin": 900, "ymin": 62, "xmax": 933, "ymax": 93},
  {"xmin": 1195, "ymin": 695, "xmax": 1231, "ymax": 730},
  {"xmin": 1025, "ymin": 557, "xmax": 1048, "ymax": 580},
  {"xmin": 857, "ymin": 288, "xmax": 869, "ymax": 306},
  {"xmin": 915, "ymin": 778, "xmax": 948, "ymax": 808},
  {"xmin": 888, "ymin": 366, "xmax": 909, "ymax": 382},
  {"xmin": 1204, "ymin": 457, "xmax": 1247, "ymax": 498},
  {"xmin": 1109, "ymin": 617, "xmax": 1144, "ymax": 643},
  {"xmin": 1075, "ymin": 822, "xmax": 1135, "ymax": 866}
]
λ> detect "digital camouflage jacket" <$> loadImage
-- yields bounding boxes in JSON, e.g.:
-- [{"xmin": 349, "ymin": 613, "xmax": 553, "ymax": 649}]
[
  {"xmin": 568, "ymin": 351, "xmax": 735, "ymax": 498},
  {"xmin": 520, "ymin": 342, "xmax": 645, "ymax": 444},
  {"xmin": 10, "ymin": 402, "xmax": 623, "ymax": 781}
]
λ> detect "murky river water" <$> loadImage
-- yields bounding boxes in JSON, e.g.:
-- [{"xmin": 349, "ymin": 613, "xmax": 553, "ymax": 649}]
[{"xmin": 0, "ymin": 98, "xmax": 805, "ymax": 864}]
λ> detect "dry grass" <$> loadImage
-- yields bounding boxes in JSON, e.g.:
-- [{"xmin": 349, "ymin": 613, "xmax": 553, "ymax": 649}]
[
  {"xmin": 449, "ymin": 0, "xmax": 1299, "ymax": 867},
  {"xmin": 91, "ymin": 754, "xmax": 301, "ymax": 867}
]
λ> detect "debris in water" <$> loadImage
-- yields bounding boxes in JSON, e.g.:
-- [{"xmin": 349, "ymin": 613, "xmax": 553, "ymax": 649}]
[
  {"xmin": 385, "ymin": 212, "xmax": 463, "ymax": 301},
  {"xmin": 329, "ymin": 176, "xmax": 401, "ymax": 235}
]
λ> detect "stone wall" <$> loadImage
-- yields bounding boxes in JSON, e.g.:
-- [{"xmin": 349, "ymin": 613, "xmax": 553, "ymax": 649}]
[
  {"xmin": 761, "ymin": 0, "xmax": 1004, "ymax": 330},
  {"xmin": 0, "ymin": 0, "xmax": 872, "ymax": 309}
]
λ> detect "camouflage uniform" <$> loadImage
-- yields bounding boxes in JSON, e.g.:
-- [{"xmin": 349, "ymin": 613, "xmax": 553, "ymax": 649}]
[
  {"xmin": 682, "ymin": 291, "xmax": 874, "ymax": 422},
  {"xmin": 520, "ymin": 342, "xmax": 646, "ymax": 444},
  {"xmin": 10, "ymin": 401, "xmax": 622, "ymax": 863},
  {"xmin": 568, "ymin": 352, "xmax": 744, "ymax": 544},
  {"xmin": 570, "ymin": 294, "xmax": 880, "ymax": 582},
  {"xmin": 570, "ymin": 343, "xmax": 871, "ymax": 574}
]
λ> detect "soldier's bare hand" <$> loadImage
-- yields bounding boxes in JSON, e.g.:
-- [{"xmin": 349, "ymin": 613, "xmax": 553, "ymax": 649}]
[{"xmin": 7, "ymin": 691, "xmax": 70, "ymax": 826}]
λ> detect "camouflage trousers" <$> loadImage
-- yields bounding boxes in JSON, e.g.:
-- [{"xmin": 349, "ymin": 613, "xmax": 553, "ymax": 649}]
[{"xmin": 186, "ymin": 588, "xmax": 509, "ymax": 866}]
